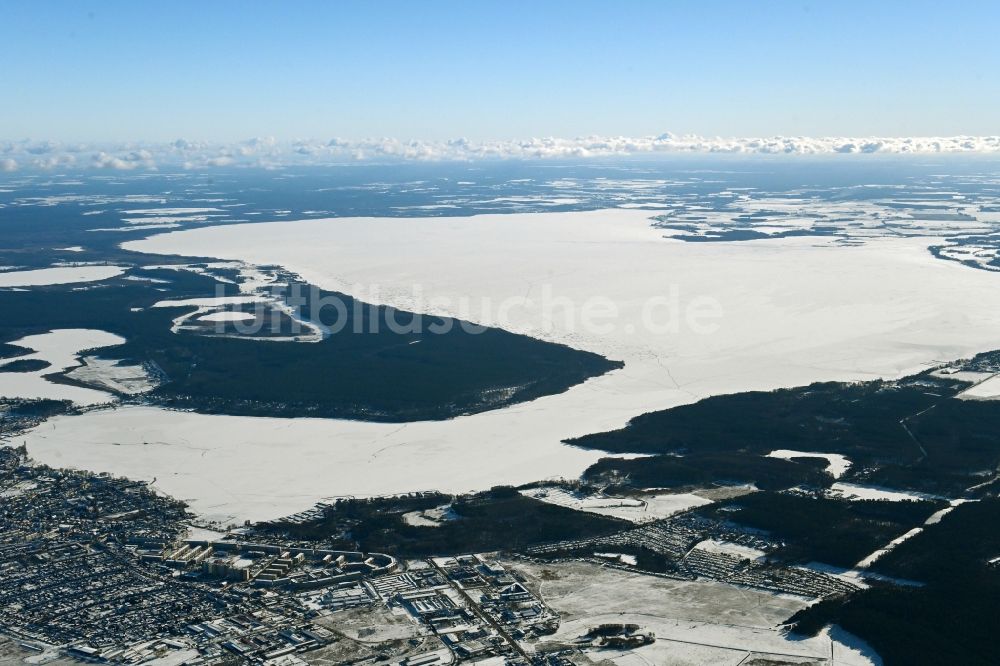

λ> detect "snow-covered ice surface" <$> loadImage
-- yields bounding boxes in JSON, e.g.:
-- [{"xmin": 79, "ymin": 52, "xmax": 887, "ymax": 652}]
[
  {"xmin": 25, "ymin": 406, "xmax": 621, "ymax": 524},
  {"xmin": 149, "ymin": 264, "xmax": 327, "ymax": 341},
  {"xmin": 197, "ymin": 311, "xmax": 256, "ymax": 322},
  {"xmin": 152, "ymin": 296, "xmax": 265, "ymax": 335},
  {"xmin": 152, "ymin": 296, "xmax": 263, "ymax": 308},
  {"xmin": 23, "ymin": 208, "xmax": 1000, "ymax": 523},
  {"xmin": 768, "ymin": 450, "xmax": 852, "ymax": 479},
  {"xmin": 0, "ymin": 329, "xmax": 125, "ymax": 404},
  {"xmin": 0, "ymin": 264, "xmax": 124, "ymax": 287},
  {"xmin": 123, "ymin": 208, "xmax": 224, "ymax": 216},
  {"xmin": 119, "ymin": 207, "xmax": 226, "ymax": 227}
]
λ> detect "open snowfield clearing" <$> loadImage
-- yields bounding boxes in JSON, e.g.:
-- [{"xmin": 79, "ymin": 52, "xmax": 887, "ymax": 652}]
[
  {"xmin": 768, "ymin": 450, "xmax": 852, "ymax": 479},
  {"xmin": 521, "ymin": 486, "xmax": 712, "ymax": 522},
  {"xmin": 511, "ymin": 558, "xmax": 879, "ymax": 665},
  {"xmin": 306, "ymin": 604, "xmax": 439, "ymax": 665},
  {"xmin": 693, "ymin": 539, "xmax": 768, "ymax": 560},
  {"xmin": 929, "ymin": 368, "xmax": 994, "ymax": 383},
  {"xmin": 0, "ymin": 329, "xmax": 124, "ymax": 404},
  {"xmin": 827, "ymin": 482, "xmax": 942, "ymax": 502},
  {"xmin": 401, "ymin": 504, "xmax": 458, "ymax": 527},
  {"xmin": 19, "ymin": 209, "xmax": 1000, "ymax": 523},
  {"xmin": 64, "ymin": 355, "xmax": 156, "ymax": 395},
  {"xmin": 0, "ymin": 264, "xmax": 124, "ymax": 287},
  {"xmin": 956, "ymin": 374, "xmax": 1000, "ymax": 399}
]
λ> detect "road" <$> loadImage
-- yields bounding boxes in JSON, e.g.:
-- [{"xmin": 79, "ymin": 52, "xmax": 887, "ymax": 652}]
[{"xmin": 429, "ymin": 559, "xmax": 530, "ymax": 661}]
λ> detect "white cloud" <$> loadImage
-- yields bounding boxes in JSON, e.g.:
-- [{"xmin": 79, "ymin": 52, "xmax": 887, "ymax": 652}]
[
  {"xmin": 1, "ymin": 134, "xmax": 999, "ymax": 172},
  {"xmin": 0, "ymin": 158, "xmax": 17, "ymax": 172},
  {"xmin": 24, "ymin": 140, "xmax": 60, "ymax": 155},
  {"xmin": 31, "ymin": 154, "xmax": 76, "ymax": 169},
  {"xmin": 91, "ymin": 149, "xmax": 156, "ymax": 170},
  {"xmin": 92, "ymin": 151, "xmax": 135, "ymax": 170}
]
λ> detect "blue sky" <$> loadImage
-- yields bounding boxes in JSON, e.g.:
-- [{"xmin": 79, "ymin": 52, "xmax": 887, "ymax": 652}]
[{"xmin": 2, "ymin": 1, "xmax": 998, "ymax": 142}]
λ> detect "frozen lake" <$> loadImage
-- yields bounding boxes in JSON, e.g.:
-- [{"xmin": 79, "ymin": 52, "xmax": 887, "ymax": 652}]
[
  {"xmin": 0, "ymin": 329, "xmax": 124, "ymax": 404},
  {"xmin": 0, "ymin": 265, "xmax": 124, "ymax": 287},
  {"xmin": 22, "ymin": 209, "xmax": 1000, "ymax": 523}
]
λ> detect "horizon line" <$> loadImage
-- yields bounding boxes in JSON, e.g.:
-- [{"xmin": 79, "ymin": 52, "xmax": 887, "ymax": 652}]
[{"xmin": 3, "ymin": 133, "xmax": 1000, "ymax": 173}]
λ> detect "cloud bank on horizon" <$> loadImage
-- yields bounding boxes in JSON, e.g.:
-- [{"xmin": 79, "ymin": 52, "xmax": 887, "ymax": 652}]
[{"xmin": 3, "ymin": 134, "xmax": 1000, "ymax": 172}]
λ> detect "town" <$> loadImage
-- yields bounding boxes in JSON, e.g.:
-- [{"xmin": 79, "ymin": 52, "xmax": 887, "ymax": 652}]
[
  {"xmin": 0, "ymin": 445, "xmax": 595, "ymax": 665},
  {"xmin": 2, "ymin": 434, "xmax": 892, "ymax": 665}
]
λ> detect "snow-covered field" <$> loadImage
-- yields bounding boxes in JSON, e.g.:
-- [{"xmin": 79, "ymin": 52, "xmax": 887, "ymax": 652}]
[
  {"xmin": 0, "ymin": 264, "xmax": 124, "ymax": 287},
  {"xmin": 957, "ymin": 374, "xmax": 1000, "ymax": 399},
  {"xmin": 21, "ymin": 209, "xmax": 1000, "ymax": 523},
  {"xmin": 521, "ymin": 486, "xmax": 712, "ymax": 522},
  {"xmin": 64, "ymin": 355, "xmax": 157, "ymax": 395},
  {"xmin": 401, "ymin": 505, "xmax": 458, "ymax": 527},
  {"xmin": 693, "ymin": 539, "xmax": 768, "ymax": 561},
  {"xmin": 768, "ymin": 449, "xmax": 852, "ymax": 479},
  {"xmin": 827, "ymin": 482, "xmax": 942, "ymax": 502},
  {"xmin": 514, "ymin": 558, "xmax": 880, "ymax": 665}
]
